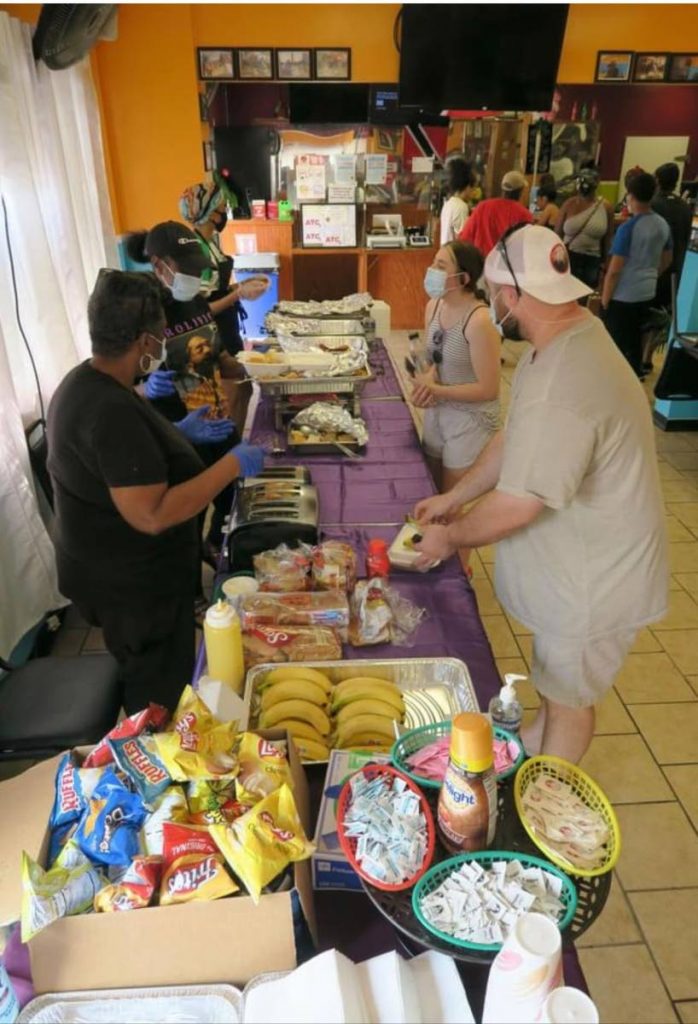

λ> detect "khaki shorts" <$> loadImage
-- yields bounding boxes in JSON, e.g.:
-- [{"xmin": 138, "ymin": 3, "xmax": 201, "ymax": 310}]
[
  {"xmin": 531, "ymin": 629, "xmax": 637, "ymax": 709},
  {"xmin": 422, "ymin": 406, "xmax": 495, "ymax": 471}
]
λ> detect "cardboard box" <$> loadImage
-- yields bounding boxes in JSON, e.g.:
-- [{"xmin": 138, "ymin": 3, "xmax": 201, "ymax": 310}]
[
  {"xmin": 0, "ymin": 730, "xmax": 316, "ymax": 994},
  {"xmin": 312, "ymin": 749, "xmax": 390, "ymax": 892}
]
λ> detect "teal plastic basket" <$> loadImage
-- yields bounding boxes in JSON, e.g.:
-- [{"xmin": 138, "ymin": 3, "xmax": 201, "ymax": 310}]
[
  {"xmin": 391, "ymin": 720, "xmax": 525, "ymax": 789},
  {"xmin": 412, "ymin": 850, "xmax": 578, "ymax": 952}
]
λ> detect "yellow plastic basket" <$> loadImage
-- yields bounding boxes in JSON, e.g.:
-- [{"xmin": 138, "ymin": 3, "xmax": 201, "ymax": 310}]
[{"xmin": 514, "ymin": 755, "xmax": 620, "ymax": 878}]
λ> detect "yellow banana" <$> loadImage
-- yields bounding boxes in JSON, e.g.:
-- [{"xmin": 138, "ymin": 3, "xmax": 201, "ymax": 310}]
[
  {"xmin": 332, "ymin": 681, "xmax": 404, "ymax": 714},
  {"xmin": 273, "ymin": 718, "xmax": 328, "ymax": 747},
  {"xmin": 259, "ymin": 699, "xmax": 330, "ymax": 736},
  {"xmin": 338, "ymin": 740, "xmax": 392, "ymax": 753},
  {"xmin": 260, "ymin": 679, "xmax": 328, "ymax": 711},
  {"xmin": 335, "ymin": 714, "xmax": 397, "ymax": 748},
  {"xmin": 336, "ymin": 730, "xmax": 395, "ymax": 750},
  {"xmin": 264, "ymin": 666, "xmax": 332, "ymax": 694},
  {"xmin": 293, "ymin": 738, "xmax": 330, "ymax": 762},
  {"xmin": 335, "ymin": 699, "xmax": 402, "ymax": 726}
]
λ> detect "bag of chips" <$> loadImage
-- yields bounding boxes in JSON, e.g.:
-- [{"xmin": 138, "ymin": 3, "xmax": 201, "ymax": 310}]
[
  {"xmin": 153, "ymin": 688, "xmax": 238, "ymax": 782},
  {"xmin": 109, "ymin": 734, "xmax": 172, "ymax": 807},
  {"xmin": 47, "ymin": 821, "xmax": 78, "ymax": 868},
  {"xmin": 21, "ymin": 851, "xmax": 105, "ymax": 942},
  {"xmin": 235, "ymin": 733, "xmax": 293, "ymax": 807},
  {"xmin": 83, "ymin": 703, "xmax": 170, "ymax": 769},
  {"xmin": 159, "ymin": 823, "xmax": 237, "ymax": 906},
  {"xmin": 94, "ymin": 855, "xmax": 163, "ymax": 913},
  {"xmin": 186, "ymin": 779, "xmax": 245, "ymax": 826},
  {"xmin": 74, "ymin": 769, "xmax": 147, "ymax": 868},
  {"xmin": 210, "ymin": 784, "xmax": 314, "ymax": 903},
  {"xmin": 141, "ymin": 786, "xmax": 190, "ymax": 857},
  {"xmin": 49, "ymin": 754, "xmax": 87, "ymax": 831}
]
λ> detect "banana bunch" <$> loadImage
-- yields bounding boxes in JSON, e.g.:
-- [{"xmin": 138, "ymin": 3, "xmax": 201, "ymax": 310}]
[{"xmin": 255, "ymin": 667, "xmax": 406, "ymax": 761}]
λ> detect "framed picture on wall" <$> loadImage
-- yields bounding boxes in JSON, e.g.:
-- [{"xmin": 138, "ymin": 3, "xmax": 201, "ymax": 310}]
[
  {"xmin": 203, "ymin": 141, "xmax": 214, "ymax": 172},
  {"xmin": 595, "ymin": 51, "xmax": 634, "ymax": 83},
  {"xmin": 668, "ymin": 54, "xmax": 698, "ymax": 82},
  {"xmin": 314, "ymin": 48, "xmax": 351, "ymax": 80},
  {"xmin": 237, "ymin": 48, "xmax": 273, "ymax": 80},
  {"xmin": 633, "ymin": 53, "xmax": 669, "ymax": 82},
  {"xmin": 275, "ymin": 48, "xmax": 312, "ymax": 80},
  {"xmin": 198, "ymin": 48, "xmax": 235, "ymax": 80}
]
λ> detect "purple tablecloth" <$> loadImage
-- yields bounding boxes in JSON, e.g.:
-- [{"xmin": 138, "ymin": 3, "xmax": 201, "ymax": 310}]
[{"xmin": 361, "ymin": 342, "xmax": 404, "ymax": 399}]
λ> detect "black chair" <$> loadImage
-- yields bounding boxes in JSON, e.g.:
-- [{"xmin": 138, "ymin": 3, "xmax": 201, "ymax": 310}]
[{"xmin": 0, "ymin": 653, "xmax": 122, "ymax": 760}]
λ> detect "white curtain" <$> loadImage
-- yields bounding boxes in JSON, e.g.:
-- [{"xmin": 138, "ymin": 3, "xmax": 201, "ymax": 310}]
[{"xmin": 0, "ymin": 12, "xmax": 119, "ymax": 658}]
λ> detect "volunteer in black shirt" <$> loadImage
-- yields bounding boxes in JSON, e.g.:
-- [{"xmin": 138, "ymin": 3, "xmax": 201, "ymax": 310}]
[
  {"xmin": 46, "ymin": 270, "xmax": 265, "ymax": 712},
  {"xmin": 652, "ymin": 162, "xmax": 692, "ymax": 310}
]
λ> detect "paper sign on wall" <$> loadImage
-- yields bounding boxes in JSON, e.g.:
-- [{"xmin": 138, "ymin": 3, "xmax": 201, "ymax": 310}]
[
  {"xmin": 296, "ymin": 155, "xmax": 327, "ymax": 201},
  {"xmin": 302, "ymin": 204, "xmax": 357, "ymax": 248},
  {"xmin": 335, "ymin": 154, "xmax": 356, "ymax": 184},
  {"xmin": 328, "ymin": 183, "xmax": 356, "ymax": 203},
  {"xmin": 412, "ymin": 156, "xmax": 434, "ymax": 173},
  {"xmin": 365, "ymin": 154, "xmax": 388, "ymax": 185}
]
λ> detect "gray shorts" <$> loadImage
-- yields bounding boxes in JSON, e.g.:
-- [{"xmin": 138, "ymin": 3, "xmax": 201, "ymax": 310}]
[
  {"xmin": 531, "ymin": 629, "xmax": 637, "ymax": 708},
  {"xmin": 422, "ymin": 406, "xmax": 495, "ymax": 471}
]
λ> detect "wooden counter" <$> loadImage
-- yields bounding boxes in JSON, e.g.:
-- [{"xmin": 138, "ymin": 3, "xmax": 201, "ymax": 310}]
[{"xmin": 221, "ymin": 219, "xmax": 434, "ymax": 328}]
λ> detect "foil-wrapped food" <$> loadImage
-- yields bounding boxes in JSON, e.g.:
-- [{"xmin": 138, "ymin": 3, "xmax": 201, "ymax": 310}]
[
  {"xmin": 272, "ymin": 293, "xmax": 373, "ymax": 319},
  {"xmin": 290, "ymin": 403, "xmax": 369, "ymax": 446}
]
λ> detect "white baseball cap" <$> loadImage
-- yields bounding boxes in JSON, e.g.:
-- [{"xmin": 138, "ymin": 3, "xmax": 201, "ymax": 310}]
[{"xmin": 484, "ymin": 224, "xmax": 593, "ymax": 304}]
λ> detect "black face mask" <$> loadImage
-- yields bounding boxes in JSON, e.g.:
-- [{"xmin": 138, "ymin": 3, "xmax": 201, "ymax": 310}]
[{"xmin": 211, "ymin": 209, "xmax": 228, "ymax": 231}]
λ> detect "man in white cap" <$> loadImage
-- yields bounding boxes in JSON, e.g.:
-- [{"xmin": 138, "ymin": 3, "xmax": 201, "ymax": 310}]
[
  {"xmin": 413, "ymin": 224, "xmax": 667, "ymax": 763},
  {"xmin": 458, "ymin": 170, "xmax": 533, "ymax": 257}
]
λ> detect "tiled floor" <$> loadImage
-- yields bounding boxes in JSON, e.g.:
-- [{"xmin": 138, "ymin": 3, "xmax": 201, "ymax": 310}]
[{"xmin": 37, "ymin": 334, "xmax": 698, "ymax": 1021}]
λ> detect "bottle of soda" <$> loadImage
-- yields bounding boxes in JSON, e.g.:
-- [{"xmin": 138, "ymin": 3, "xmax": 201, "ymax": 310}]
[{"xmin": 366, "ymin": 538, "xmax": 390, "ymax": 579}]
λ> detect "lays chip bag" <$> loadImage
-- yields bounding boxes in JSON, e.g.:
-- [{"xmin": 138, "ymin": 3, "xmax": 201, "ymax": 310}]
[
  {"xmin": 210, "ymin": 784, "xmax": 314, "ymax": 903},
  {"xmin": 186, "ymin": 779, "xmax": 245, "ymax": 826},
  {"xmin": 159, "ymin": 822, "xmax": 238, "ymax": 906},
  {"xmin": 141, "ymin": 786, "xmax": 190, "ymax": 857},
  {"xmin": 153, "ymin": 686, "xmax": 239, "ymax": 782},
  {"xmin": 234, "ymin": 733, "xmax": 293, "ymax": 807}
]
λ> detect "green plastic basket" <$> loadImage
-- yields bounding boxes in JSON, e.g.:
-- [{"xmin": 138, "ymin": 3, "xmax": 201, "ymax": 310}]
[
  {"xmin": 412, "ymin": 850, "xmax": 578, "ymax": 952},
  {"xmin": 391, "ymin": 720, "xmax": 525, "ymax": 789}
]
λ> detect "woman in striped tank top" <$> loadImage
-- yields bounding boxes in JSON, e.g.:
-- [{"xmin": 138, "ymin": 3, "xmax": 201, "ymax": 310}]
[{"xmin": 411, "ymin": 241, "xmax": 501, "ymax": 568}]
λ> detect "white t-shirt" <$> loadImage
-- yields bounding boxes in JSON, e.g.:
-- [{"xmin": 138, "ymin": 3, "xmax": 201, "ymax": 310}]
[
  {"xmin": 440, "ymin": 196, "xmax": 470, "ymax": 245},
  {"xmin": 494, "ymin": 315, "xmax": 668, "ymax": 640}
]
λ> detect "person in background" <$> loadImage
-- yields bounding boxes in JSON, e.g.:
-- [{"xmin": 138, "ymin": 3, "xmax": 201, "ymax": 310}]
[
  {"xmin": 125, "ymin": 222, "xmax": 250, "ymax": 568},
  {"xmin": 410, "ymin": 241, "xmax": 501, "ymax": 570},
  {"xmin": 555, "ymin": 169, "xmax": 613, "ymax": 291},
  {"xmin": 533, "ymin": 181, "xmax": 559, "ymax": 229},
  {"xmin": 440, "ymin": 158, "xmax": 475, "ymax": 244},
  {"xmin": 458, "ymin": 170, "xmax": 533, "ymax": 257},
  {"xmin": 652, "ymin": 161, "xmax": 692, "ymax": 311},
  {"xmin": 179, "ymin": 173, "xmax": 270, "ymax": 357},
  {"xmin": 602, "ymin": 172, "xmax": 673, "ymax": 378},
  {"xmin": 615, "ymin": 166, "xmax": 645, "ymax": 221},
  {"xmin": 46, "ymin": 271, "xmax": 264, "ymax": 712},
  {"xmin": 412, "ymin": 225, "xmax": 667, "ymax": 764}
]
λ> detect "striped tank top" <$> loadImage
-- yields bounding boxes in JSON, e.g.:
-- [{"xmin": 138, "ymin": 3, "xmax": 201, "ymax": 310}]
[{"xmin": 427, "ymin": 302, "xmax": 500, "ymax": 426}]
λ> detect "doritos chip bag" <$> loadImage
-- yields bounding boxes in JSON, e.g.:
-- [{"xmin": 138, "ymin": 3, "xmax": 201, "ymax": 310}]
[
  {"xmin": 21, "ymin": 851, "xmax": 105, "ymax": 942},
  {"xmin": 94, "ymin": 855, "xmax": 162, "ymax": 913},
  {"xmin": 109, "ymin": 734, "xmax": 172, "ymax": 807},
  {"xmin": 159, "ymin": 822, "xmax": 238, "ymax": 906},
  {"xmin": 153, "ymin": 687, "xmax": 238, "ymax": 782},
  {"xmin": 74, "ymin": 769, "xmax": 147, "ymax": 868},
  {"xmin": 83, "ymin": 703, "xmax": 169, "ymax": 769},
  {"xmin": 210, "ymin": 784, "xmax": 315, "ymax": 903},
  {"xmin": 187, "ymin": 779, "xmax": 245, "ymax": 826},
  {"xmin": 141, "ymin": 786, "xmax": 189, "ymax": 857},
  {"xmin": 235, "ymin": 733, "xmax": 293, "ymax": 807}
]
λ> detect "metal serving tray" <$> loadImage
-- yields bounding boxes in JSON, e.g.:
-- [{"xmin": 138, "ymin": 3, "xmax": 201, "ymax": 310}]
[
  {"xmin": 241, "ymin": 658, "xmax": 479, "ymax": 751},
  {"xmin": 274, "ymin": 318, "xmax": 368, "ymax": 336},
  {"xmin": 257, "ymin": 370, "xmax": 373, "ymax": 398},
  {"xmin": 18, "ymin": 984, "xmax": 242, "ymax": 1023}
]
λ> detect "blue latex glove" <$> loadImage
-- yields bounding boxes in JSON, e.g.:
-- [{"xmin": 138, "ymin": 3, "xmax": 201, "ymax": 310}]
[
  {"xmin": 175, "ymin": 406, "xmax": 236, "ymax": 444},
  {"xmin": 230, "ymin": 442, "xmax": 266, "ymax": 478},
  {"xmin": 143, "ymin": 369, "xmax": 177, "ymax": 399}
]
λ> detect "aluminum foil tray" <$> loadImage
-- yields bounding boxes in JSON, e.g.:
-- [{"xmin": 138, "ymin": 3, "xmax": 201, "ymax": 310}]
[
  {"xmin": 18, "ymin": 984, "xmax": 242, "ymax": 1023},
  {"xmin": 258, "ymin": 372, "xmax": 372, "ymax": 397},
  {"xmin": 243, "ymin": 658, "xmax": 479, "ymax": 758},
  {"xmin": 274, "ymin": 319, "xmax": 367, "ymax": 336}
]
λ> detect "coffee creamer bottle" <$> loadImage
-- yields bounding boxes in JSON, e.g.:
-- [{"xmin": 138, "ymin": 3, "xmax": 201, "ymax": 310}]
[
  {"xmin": 204, "ymin": 600, "xmax": 245, "ymax": 695},
  {"xmin": 437, "ymin": 712, "xmax": 498, "ymax": 853}
]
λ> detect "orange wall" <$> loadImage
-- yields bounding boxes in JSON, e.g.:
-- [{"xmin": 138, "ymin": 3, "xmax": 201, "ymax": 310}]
[{"xmin": 2, "ymin": 3, "xmax": 698, "ymax": 232}]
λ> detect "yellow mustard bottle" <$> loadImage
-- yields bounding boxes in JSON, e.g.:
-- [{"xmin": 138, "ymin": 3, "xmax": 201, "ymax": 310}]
[
  {"xmin": 437, "ymin": 712, "xmax": 498, "ymax": 853},
  {"xmin": 203, "ymin": 599, "xmax": 245, "ymax": 694}
]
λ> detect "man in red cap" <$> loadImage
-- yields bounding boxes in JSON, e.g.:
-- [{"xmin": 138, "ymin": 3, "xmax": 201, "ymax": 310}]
[
  {"xmin": 458, "ymin": 170, "xmax": 533, "ymax": 257},
  {"xmin": 413, "ymin": 224, "xmax": 667, "ymax": 763}
]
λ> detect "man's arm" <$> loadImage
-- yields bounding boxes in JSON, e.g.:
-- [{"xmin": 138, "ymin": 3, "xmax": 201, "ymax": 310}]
[
  {"xmin": 414, "ymin": 431, "xmax": 505, "ymax": 523},
  {"xmin": 601, "ymin": 254, "xmax": 625, "ymax": 308}
]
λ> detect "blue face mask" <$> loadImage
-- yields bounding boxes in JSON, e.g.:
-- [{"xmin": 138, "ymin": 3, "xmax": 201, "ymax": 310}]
[{"xmin": 424, "ymin": 267, "xmax": 461, "ymax": 299}]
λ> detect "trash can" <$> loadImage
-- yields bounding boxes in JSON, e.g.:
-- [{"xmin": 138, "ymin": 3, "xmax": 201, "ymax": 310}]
[{"xmin": 233, "ymin": 252, "xmax": 280, "ymax": 341}]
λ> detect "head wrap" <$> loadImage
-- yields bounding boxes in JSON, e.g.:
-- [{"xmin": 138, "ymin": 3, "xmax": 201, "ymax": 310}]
[{"xmin": 179, "ymin": 172, "xmax": 237, "ymax": 226}]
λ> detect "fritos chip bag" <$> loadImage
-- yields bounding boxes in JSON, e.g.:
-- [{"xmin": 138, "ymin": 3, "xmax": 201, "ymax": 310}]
[
  {"xmin": 159, "ymin": 822, "xmax": 237, "ymax": 906},
  {"xmin": 109, "ymin": 734, "xmax": 172, "ymax": 807},
  {"xmin": 94, "ymin": 855, "xmax": 162, "ymax": 913},
  {"xmin": 186, "ymin": 779, "xmax": 245, "ymax": 826},
  {"xmin": 210, "ymin": 784, "xmax": 314, "ymax": 903},
  {"xmin": 21, "ymin": 851, "xmax": 105, "ymax": 942},
  {"xmin": 235, "ymin": 733, "xmax": 293, "ymax": 807},
  {"xmin": 49, "ymin": 754, "xmax": 87, "ymax": 830},
  {"xmin": 74, "ymin": 769, "xmax": 147, "ymax": 867},
  {"xmin": 153, "ymin": 686, "xmax": 238, "ymax": 782},
  {"xmin": 83, "ymin": 703, "xmax": 170, "ymax": 768},
  {"xmin": 141, "ymin": 786, "xmax": 189, "ymax": 857}
]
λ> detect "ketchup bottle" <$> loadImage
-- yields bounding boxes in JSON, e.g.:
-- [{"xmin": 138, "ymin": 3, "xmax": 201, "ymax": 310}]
[{"xmin": 366, "ymin": 538, "xmax": 390, "ymax": 579}]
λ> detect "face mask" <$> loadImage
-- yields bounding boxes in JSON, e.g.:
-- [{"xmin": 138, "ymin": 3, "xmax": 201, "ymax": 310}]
[
  {"xmin": 170, "ymin": 272, "xmax": 203, "ymax": 302},
  {"xmin": 424, "ymin": 267, "xmax": 462, "ymax": 299},
  {"xmin": 489, "ymin": 290, "xmax": 515, "ymax": 336}
]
